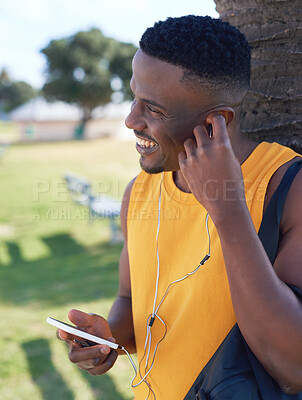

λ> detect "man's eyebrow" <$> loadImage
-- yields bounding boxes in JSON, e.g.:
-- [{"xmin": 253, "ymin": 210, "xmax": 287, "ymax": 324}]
[
  {"xmin": 129, "ymin": 80, "xmax": 167, "ymax": 111},
  {"xmin": 141, "ymin": 98, "xmax": 167, "ymax": 111}
]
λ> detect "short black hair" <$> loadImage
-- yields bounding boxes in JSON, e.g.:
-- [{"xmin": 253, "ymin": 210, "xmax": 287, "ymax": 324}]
[{"xmin": 139, "ymin": 15, "xmax": 251, "ymax": 94}]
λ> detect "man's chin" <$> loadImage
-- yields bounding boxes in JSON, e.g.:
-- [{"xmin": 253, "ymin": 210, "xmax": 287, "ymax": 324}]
[{"xmin": 140, "ymin": 160, "xmax": 163, "ymax": 175}]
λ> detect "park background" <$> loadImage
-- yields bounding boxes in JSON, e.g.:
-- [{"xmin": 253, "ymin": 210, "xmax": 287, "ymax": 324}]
[
  {"xmin": 0, "ymin": 1, "xmax": 218, "ymax": 399},
  {"xmin": 0, "ymin": 0, "xmax": 301, "ymax": 399}
]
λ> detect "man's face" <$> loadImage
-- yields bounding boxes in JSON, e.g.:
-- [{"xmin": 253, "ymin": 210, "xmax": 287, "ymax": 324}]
[{"xmin": 125, "ymin": 50, "xmax": 219, "ymax": 174}]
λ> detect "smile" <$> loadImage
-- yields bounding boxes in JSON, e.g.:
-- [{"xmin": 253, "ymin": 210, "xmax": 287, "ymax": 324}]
[
  {"xmin": 136, "ymin": 137, "xmax": 158, "ymax": 148},
  {"xmin": 135, "ymin": 135, "xmax": 159, "ymax": 156}
]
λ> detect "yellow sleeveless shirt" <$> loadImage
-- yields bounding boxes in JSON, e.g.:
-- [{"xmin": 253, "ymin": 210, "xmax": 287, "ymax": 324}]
[{"xmin": 127, "ymin": 142, "xmax": 298, "ymax": 399}]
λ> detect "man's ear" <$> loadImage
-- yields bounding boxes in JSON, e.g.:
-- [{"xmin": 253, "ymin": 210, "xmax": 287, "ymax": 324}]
[{"xmin": 206, "ymin": 107, "xmax": 235, "ymax": 126}]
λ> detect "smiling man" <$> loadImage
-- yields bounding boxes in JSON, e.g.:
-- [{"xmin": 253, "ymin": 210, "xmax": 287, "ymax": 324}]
[{"xmin": 57, "ymin": 16, "xmax": 302, "ymax": 399}]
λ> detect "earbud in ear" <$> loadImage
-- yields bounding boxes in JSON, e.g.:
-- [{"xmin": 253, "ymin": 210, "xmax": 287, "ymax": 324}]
[
  {"xmin": 208, "ymin": 124, "xmax": 213, "ymax": 139},
  {"xmin": 205, "ymin": 107, "xmax": 235, "ymax": 128}
]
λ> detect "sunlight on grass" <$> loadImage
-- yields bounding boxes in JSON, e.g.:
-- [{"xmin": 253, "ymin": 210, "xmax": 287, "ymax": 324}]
[{"xmin": 0, "ymin": 138, "xmax": 140, "ymax": 399}]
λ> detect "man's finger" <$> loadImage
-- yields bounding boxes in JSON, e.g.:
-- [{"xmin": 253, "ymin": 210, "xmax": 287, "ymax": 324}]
[
  {"xmin": 183, "ymin": 138, "xmax": 197, "ymax": 156},
  {"xmin": 208, "ymin": 113, "xmax": 229, "ymax": 143},
  {"xmin": 67, "ymin": 309, "xmax": 114, "ymax": 346},
  {"xmin": 83, "ymin": 350, "xmax": 118, "ymax": 376},
  {"xmin": 193, "ymin": 125, "xmax": 209, "ymax": 147},
  {"xmin": 178, "ymin": 150, "xmax": 187, "ymax": 168},
  {"xmin": 69, "ymin": 344, "xmax": 110, "ymax": 364},
  {"xmin": 56, "ymin": 328, "xmax": 78, "ymax": 345},
  {"xmin": 57, "ymin": 328, "xmax": 66, "ymax": 341},
  {"xmin": 68, "ymin": 309, "xmax": 93, "ymax": 328}
]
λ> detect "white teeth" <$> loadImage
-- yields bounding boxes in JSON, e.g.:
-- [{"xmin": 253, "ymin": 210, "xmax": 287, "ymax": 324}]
[{"xmin": 136, "ymin": 137, "xmax": 157, "ymax": 148}]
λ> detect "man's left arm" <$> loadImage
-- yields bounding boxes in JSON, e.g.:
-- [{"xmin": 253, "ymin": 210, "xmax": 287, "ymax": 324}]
[{"xmin": 179, "ymin": 114, "xmax": 302, "ymax": 394}]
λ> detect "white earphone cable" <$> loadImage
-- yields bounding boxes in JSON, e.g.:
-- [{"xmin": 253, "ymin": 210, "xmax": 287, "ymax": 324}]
[{"xmin": 151, "ymin": 173, "xmax": 164, "ymax": 321}]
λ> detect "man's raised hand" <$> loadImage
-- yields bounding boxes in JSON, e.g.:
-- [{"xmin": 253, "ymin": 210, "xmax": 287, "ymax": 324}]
[{"xmin": 178, "ymin": 113, "xmax": 245, "ymax": 222}]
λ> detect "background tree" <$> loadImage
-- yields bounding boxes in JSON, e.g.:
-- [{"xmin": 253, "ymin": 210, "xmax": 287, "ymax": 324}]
[
  {"xmin": 214, "ymin": 0, "xmax": 302, "ymax": 153},
  {"xmin": 41, "ymin": 28, "xmax": 137, "ymax": 127},
  {"xmin": 0, "ymin": 68, "xmax": 36, "ymax": 112},
  {"xmin": 109, "ymin": 40, "xmax": 138, "ymax": 100}
]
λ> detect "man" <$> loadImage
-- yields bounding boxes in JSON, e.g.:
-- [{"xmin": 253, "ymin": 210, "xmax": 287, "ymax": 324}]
[{"xmin": 58, "ymin": 16, "xmax": 302, "ymax": 399}]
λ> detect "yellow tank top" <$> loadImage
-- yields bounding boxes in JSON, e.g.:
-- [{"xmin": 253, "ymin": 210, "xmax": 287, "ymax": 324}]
[{"xmin": 127, "ymin": 142, "xmax": 298, "ymax": 400}]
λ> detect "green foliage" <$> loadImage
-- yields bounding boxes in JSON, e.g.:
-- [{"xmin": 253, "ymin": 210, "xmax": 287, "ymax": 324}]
[
  {"xmin": 109, "ymin": 41, "xmax": 138, "ymax": 100},
  {"xmin": 0, "ymin": 69, "xmax": 36, "ymax": 112},
  {"xmin": 41, "ymin": 28, "xmax": 137, "ymax": 120}
]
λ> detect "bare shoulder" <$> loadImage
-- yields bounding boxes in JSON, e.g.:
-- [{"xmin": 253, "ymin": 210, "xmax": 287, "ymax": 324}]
[
  {"xmin": 264, "ymin": 156, "xmax": 302, "ymax": 212},
  {"xmin": 271, "ymin": 157, "xmax": 302, "ymax": 288}
]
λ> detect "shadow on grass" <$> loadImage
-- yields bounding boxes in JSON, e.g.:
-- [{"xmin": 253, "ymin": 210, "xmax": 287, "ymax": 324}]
[
  {"xmin": 22, "ymin": 339, "xmax": 125, "ymax": 400},
  {"xmin": 80, "ymin": 369, "xmax": 126, "ymax": 400},
  {"xmin": 6, "ymin": 241, "xmax": 23, "ymax": 264},
  {"xmin": 42, "ymin": 233, "xmax": 86, "ymax": 257},
  {"xmin": 0, "ymin": 233, "xmax": 122, "ymax": 306},
  {"xmin": 22, "ymin": 339, "xmax": 74, "ymax": 400}
]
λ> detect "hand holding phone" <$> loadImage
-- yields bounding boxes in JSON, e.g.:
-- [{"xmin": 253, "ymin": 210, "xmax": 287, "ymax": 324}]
[
  {"xmin": 47, "ymin": 317, "xmax": 121, "ymax": 350},
  {"xmin": 47, "ymin": 310, "xmax": 121, "ymax": 376}
]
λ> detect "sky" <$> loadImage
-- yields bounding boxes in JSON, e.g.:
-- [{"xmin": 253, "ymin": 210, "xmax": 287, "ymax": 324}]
[{"xmin": 0, "ymin": 0, "xmax": 218, "ymax": 88}]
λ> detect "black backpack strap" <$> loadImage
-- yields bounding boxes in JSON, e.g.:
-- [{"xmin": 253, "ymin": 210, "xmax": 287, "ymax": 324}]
[
  {"xmin": 258, "ymin": 159, "xmax": 302, "ymax": 264},
  {"xmin": 246, "ymin": 159, "xmax": 302, "ymax": 399}
]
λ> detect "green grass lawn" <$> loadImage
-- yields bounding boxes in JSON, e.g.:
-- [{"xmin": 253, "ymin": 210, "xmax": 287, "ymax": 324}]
[{"xmin": 0, "ymin": 138, "xmax": 140, "ymax": 400}]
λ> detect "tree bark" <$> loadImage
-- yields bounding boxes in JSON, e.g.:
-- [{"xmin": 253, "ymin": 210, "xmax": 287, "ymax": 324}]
[{"xmin": 214, "ymin": 0, "xmax": 302, "ymax": 153}]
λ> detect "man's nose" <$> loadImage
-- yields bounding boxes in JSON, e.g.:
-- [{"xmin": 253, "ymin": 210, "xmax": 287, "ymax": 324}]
[{"xmin": 125, "ymin": 101, "xmax": 147, "ymax": 131}]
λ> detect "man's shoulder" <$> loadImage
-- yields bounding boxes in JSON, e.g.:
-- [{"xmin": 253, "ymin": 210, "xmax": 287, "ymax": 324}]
[
  {"xmin": 272, "ymin": 158, "xmax": 302, "ymax": 287},
  {"xmin": 264, "ymin": 155, "xmax": 302, "ymax": 212},
  {"xmin": 279, "ymin": 158, "xmax": 302, "ymax": 229}
]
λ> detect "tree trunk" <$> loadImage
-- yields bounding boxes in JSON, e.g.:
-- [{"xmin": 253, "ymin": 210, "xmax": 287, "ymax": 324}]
[{"xmin": 214, "ymin": 0, "xmax": 302, "ymax": 153}]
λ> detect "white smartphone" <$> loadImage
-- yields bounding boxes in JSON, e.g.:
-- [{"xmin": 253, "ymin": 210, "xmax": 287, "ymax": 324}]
[{"xmin": 46, "ymin": 317, "xmax": 120, "ymax": 350}]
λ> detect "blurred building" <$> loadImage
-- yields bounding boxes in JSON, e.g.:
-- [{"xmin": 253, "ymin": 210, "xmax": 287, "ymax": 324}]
[{"xmin": 9, "ymin": 97, "xmax": 132, "ymax": 141}]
